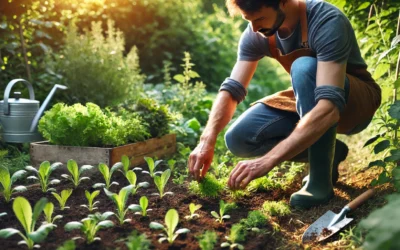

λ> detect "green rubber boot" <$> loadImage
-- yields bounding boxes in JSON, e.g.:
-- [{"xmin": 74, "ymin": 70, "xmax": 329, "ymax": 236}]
[{"xmin": 289, "ymin": 126, "xmax": 337, "ymax": 209}]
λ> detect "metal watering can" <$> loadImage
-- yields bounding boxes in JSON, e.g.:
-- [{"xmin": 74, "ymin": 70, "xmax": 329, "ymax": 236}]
[{"xmin": 0, "ymin": 79, "xmax": 67, "ymax": 143}]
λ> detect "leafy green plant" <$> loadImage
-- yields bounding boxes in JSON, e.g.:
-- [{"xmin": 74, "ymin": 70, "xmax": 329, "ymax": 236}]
[
  {"xmin": 188, "ymin": 173, "xmax": 224, "ymax": 198},
  {"xmin": 43, "ymin": 202, "xmax": 63, "ymax": 224},
  {"xmin": 142, "ymin": 157, "xmax": 163, "ymax": 177},
  {"xmin": 149, "ymin": 208, "xmax": 190, "ymax": 244},
  {"xmin": 0, "ymin": 197, "xmax": 55, "ymax": 249},
  {"xmin": 61, "ymin": 160, "xmax": 93, "ymax": 188},
  {"xmin": 125, "ymin": 230, "xmax": 151, "ymax": 250},
  {"xmin": 104, "ymin": 185, "xmax": 138, "ymax": 224},
  {"xmin": 80, "ymin": 190, "xmax": 101, "ymax": 212},
  {"xmin": 153, "ymin": 169, "xmax": 173, "ymax": 198},
  {"xmin": 129, "ymin": 196, "xmax": 152, "ymax": 217},
  {"xmin": 211, "ymin": 200, "xmax": 237, "ymax": 223},
  {"xmin": 120, "ymin": 155, "xmax": 131, "ymax": 176},
  {"xmin": 64, "ymin": 211, "xmax": 114, "ymax": 244},
  {"xmin": 185, "ymin": 203, "xmax": 202, "ymax": 220},
  {"xmin": 221, "ymin": 223, "xmax": 247, "ymax": 249},
  {"xmin": 0, "ymin": 166, "xmax": 27, "ymax": 202},
  {"xmin": 93, "ymin": 162, "xmax": 123, "ymax": 189},
  {"xmin": 26, "ymin": 161, "xmax": 62, "ymax": 193},
  {"xmin": 125, "ymin": 170, "xmax": 150, "ymax": 195},
  {"xmin": 262, "ymin": 201, "xmax": 291, "ymax": 217},
  {"xmin": 239, "ymin": 210, "xmax": 268, "ymax": 233},
  {"xmin": 197, "ymin": 230, "xmax": 218, "ymax": 250},
  {"xmin": 52, "ymin": 189, "xmax": 73, "ymax": 210},
  {"xmin": 56, "ymin": 240, "xmax": 76, "ymax": 250}
]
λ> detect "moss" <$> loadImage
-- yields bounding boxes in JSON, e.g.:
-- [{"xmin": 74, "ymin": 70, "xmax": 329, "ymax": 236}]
[
  {"xmin": 262, "ymin": 201, "xmax": 291, "ymax": 217},
  {"xmin": 188, "ymin": 173, "xmax": 224, "ymax": 198},
  {"xmin": 229, "ymin": 223, "xmax": 247, "ymax": 243}
]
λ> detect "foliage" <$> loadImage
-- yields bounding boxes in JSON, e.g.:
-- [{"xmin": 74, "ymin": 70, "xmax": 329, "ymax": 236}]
[
  {"xmin": 93, "ymin": 162, "xmax": 123, "ymax": 189},
  {"xmin": 52, "ymin": 189, "xmax": 73, "ymax": 210},
  {"xmin": 221, "ymin": 223, "xmax": 247, "ymax": 249},
  {"xmin": 211, "ymin": 200, "xmax": 237, "ymax": 224},
  {"xmin": 197, "ymin": 230, "xmax": 218, "ymax": 250},
  {"xmin": 0, "ymin": 197, "xmax": 55, "ymax": 250},
  {"xmin": 125, "ymin": 231, "xmax": 151, "ymax": 250},
  {"xmin": 0, "ymin": 143, "xmax": 30, "ymax": 175},
  {"xmin": 262, "ymin": 201, "xmax": 291, "ymax": 217},
  {"xmin": 61, "ymin": 160, "xmax": 93, "ymax": 188},
  {"xmin": 129, "ymin": 196, "xmax": 152, "ymax": 217},
  {"xmin": 188, "ymin": 173, "xmax": 224, "ymax": 198},
  {"xmin": 142, "ymin": 157, "xmax": 163, "ymax": 178},
  {"xmin": 56, "ymin": 240, "xmax": 76, "ymax": 250},
  {"xmin": 149, "ymin": 209, "xmax": 190, "ymax": 244},
  {"xmin": 239, "ymin": 210, "xmax": 268, "ymax": 232},
  {"xmin": 43, "ymin": 202, "xmax": 63, "ymax": 224},
  {"xmin": 125, "ymin": 170, "xmax": 150, "ymax": 195},
  {"xmin": 185, "ymin": 203, "xmax": 202, "ymax": 220},
  {"xmin": 80, "ymin": 190, "xmax": 100, "ymax": 212},
  {"xmin": 104, "ymin": 185, "xmax": 138, "ymax": 225},
  {"xmin": 0, "ymin": 166, "xmax": 27, "ymax": 202},
  {"xmin": 153, "ymin": 169, "xmax": 173, "ymax": 198},
  {"xmin": 26, "ymin": 161, "xmax": 62, "ymax": 193},
  {"xmin": 120, "ymin": 155, "xmax": 131, "ymax": 176},
  {"xmin": 64, "ymin": 211, "xmax": 114, "ymax": 244}
]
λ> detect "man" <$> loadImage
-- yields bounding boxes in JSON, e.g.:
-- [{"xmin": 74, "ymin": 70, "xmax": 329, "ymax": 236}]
[{"xmin": 188, "ymin": 0, "xmax": 381, "ymax": 209}]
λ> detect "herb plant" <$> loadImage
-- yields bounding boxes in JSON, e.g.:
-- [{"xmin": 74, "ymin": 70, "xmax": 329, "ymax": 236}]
[
  {"xmin": 0, "ymin": 166, "xmax": 27, "ymax": 202},
  {"xmin": 142, "ymin": 157, "xmax": 163, "ymax": 177},
  {"xmin": 221, "ymin": 223, "xmax": 247, "ymax": 249},
  {"xmin": 61, "ymin": 160, "xmax": 93, "ymax": 188},
  {"xmin": 149, "ymin": 209, "xmax": 190, "ymax": 244},
  {"xmin": 185, "ymin": 203, "xmax": 202, "ymax": 220},
  {"xmin": 43, "ymin": 202, "xmax": 63, "ymax": 224},
  {"xmin": 52, "ymin": 189, "xmax": 73, "ymax": 210},
  {"xmin": 239, "ymin": 210, "xmax": 268, "ymax": 233},
  {"xmin": 26, "ymin": 161, "xmax": 62, "ymax": 193},
  {"xmin": 129, "ymin": 196, "xmax": 152, "ymax": 217},
  {"xmin": 125, "ymin": 170, "xmax": 150, "ymax": 195},
  {"xmin": 0, "ymin": 197, "xmax": 56, "ymax": 249},
  {"xmin": 125, "ymin": 230, "xmax": 151, "ymax": 250},
  {"xmin": 197, "ymin": 230, "xmax": 218, "ymax": 250},
  {"xmin": 153, "ymin": 169, "xmax": 173, "ymax": 198},
  {"xmin": 104, "ymin": 185, "xmax": 138, "ymax": 224},
  {"xmin": 211, "ymin": 200, "xmax": 237, "ymax": 224},
  {"xmin": 64, "ymin": 212, "xmax": 114, "ymax": 244},
  {"xmin": 93, "ymin": 162, "xmax": 123, "ymax": 189},
  {"xmin": 80, "ymin": 190, "xmax": 100, "ymax": 212}
]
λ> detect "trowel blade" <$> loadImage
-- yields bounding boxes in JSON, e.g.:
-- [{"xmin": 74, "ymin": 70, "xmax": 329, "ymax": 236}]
[{"xmin": 302, "ymin": 210, "xmax": 353, "ymax": 243}]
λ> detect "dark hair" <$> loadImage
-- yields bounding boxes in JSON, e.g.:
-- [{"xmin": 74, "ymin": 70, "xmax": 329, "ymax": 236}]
[{"xmin": 226, "ymin": 0, "xmax": 283, "ymax": 16}]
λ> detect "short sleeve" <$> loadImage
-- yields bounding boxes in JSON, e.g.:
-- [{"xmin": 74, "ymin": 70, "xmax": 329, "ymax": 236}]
[{"xmin": 237, "ymin": 24, "xmax": 270, "ymax": 61}]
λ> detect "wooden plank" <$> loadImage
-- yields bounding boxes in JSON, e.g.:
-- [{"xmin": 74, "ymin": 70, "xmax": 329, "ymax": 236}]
[{"xmin": 124, "ymin": 143, "xmax": 177, "ymax": 167}]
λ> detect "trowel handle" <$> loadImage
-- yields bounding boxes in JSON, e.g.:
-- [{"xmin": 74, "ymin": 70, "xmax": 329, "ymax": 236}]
[{"xmin": 347, "ymin": 189, "xmax": 375, "ymax": 211}]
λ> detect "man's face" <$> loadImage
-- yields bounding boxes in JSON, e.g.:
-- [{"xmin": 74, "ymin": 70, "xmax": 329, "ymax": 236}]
[{"xmin": 242, "ymin": 5, "xmax": 286, "ymax": 37}]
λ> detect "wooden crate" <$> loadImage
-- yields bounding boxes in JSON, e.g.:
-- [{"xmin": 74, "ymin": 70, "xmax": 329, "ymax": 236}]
[{"xmin": 30, "ymin": 134, "xmax": 176, "ymax": 169}]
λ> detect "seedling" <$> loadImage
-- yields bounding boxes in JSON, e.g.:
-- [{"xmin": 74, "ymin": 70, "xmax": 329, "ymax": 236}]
[
  {"xmin": 239, "ymin": 210, "xmax": 268, "ymax": 233},
  {"xmin": 125, "ymin": 230, "xmax": 151, "ymax": 250},
  {"xmin": 80, "ymin": 190, "xmax": 100, "ymax": 212},
  {"xmin": 152, "ymin": 169, "xmax": 173, "ymax": 198},
  {"xmin": 142, "ymin": 156, "xmax": 163, "ymax": 177},
  {"xmin": 104, "ymin": 185, "xmax": 138, "ymax": 224},
  {"xmin": 211, "ymin": 200, "xmax": 237, "ymax": 223},
  {"xmin": 185, "ymin": 203, "xmax": 202, "ymax": 220},
  {"xmin": 221, "ymin": 224, "xmax": 247, "ymax": 249},
  {"xmin": 0, "ymin": 166, "xmax": 27, "ymax": 202},
  {"xmin": 26, "ymin": 161, "xmax": 62, "ymax": 193},
  {"xmin": 188, "ymin": 173, "xmax": 224, "ymax": 198},
  {"xmin": 262, "ymin": 201, "xmax": 291, "ymax": 217},
  {"xmin": 119, "ymin": 155, "xmax": 142, "ymax": 175},
  {"xmin": 149, "ymin": 208, "xmax": 190, "ymax": 244},
  {"xmin": 197, "ymin": 230, "xmax": 218, "ymax": 250},
  {"xmin": 129, "ymin": 196, "xmax": 152, "ymax": 217},
  {"xmin": 93, "ymin": 162, "xmax": 123, "ymax": 189},
  {"xmin": 125, "ymin": 170, "xmax": 150, "ymax": 195},
  {"xmin": 0, "ymin": 197, "xmax": 56, "ymax": 249},
  {"xmin": 64, "ymin": 212, "xmax": 114, "ymax": 244},
  {"xmin": 61, "ymin": 159, "xmax": 93, "ymax": 188},
  {"xmin": 43, "ymin": 202, "xmax": 63, "ymax": 224},
  {"xmin": 52, "ymin": 189, "xmax": 73, "ymax": 210}
]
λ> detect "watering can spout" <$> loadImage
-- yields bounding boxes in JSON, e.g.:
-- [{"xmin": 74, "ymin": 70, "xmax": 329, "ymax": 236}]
[{"xmin": 29, "ymin": 84, "xmax": 68, "ymax": 133}]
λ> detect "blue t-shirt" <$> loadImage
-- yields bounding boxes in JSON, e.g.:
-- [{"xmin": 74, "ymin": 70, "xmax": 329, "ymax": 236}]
[{"xmin": 237, "ymin": 0, "xmax": 367, "ymax": 68}]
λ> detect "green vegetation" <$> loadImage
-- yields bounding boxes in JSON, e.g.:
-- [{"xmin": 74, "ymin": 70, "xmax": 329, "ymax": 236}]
[
  {"xmin": 61, "ymin": 160, "xmax": 93, "ymax": 188},
  {"xmin": 153, "ymin": 169, "xmax": 173, "ymax": 198},
  {"xmin": 93, "ymin": 162, "xmax": 123, "ymax": 189},
  {"xmin": 104, "ymin": 185, "xmax": 138, "ymax": 225},
  {"xmin": 125, "ymin": 170, "xmax": 150, "ymax": 195},
  {"xmin": 197, "ymin": 230, "xmax": 218, "ymax": 250},
  {"xmin": 211, "ymin": 200, "xmax": 237, "ymax": 224},
  {"xmin": 52, "ymin": 189, "xmax": 73, "ymax": 210},
  {"xmin": 149, "ymin": 209, "xmax": 190, "ymax": 244},
  {"xmin": 185, "ymin": 203, "xmax": 202, "ymax": 220},
  {"xmin": 0, "ymin": 166, "xmax": 27, "ymax": 202},
  {"xmin": 125, "ymin": 231, "xmax": 151, "ymax": 250},
  {"xmin": 189, "ymin": 173, "xmax": 224, "ymax": 198},
  {"xmin": 80, "ymin": 190, "xmax": 101, "ymax": 212},
  {"xmin": 129, "ymin": 196, "xmax": 152, "ymax": 217},
  {"xmin": 142, "ymin": 157, "xmax": 163, "ymax": 178},
  {"xmin": 262, "ymin": 201, "xmax": 291, "ymax": 217},
  {"xmin": 43, "ymin": 202, "xmax": 63, "ymax": 224},
  {"xmin": 26, "ymin": 161, "xmax": 62, "ymax": 193},
  {"xmin": 240, "ymin": 210, "xmax": 268, "ymax": 232},
  {"xmin": 221, "ymin": 223, "xmax": 247, "ymax": 249}
]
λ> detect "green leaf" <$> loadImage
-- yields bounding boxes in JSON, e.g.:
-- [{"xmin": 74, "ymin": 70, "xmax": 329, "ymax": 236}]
[
  {"xmin": 144, "ymin": 157, "xmax": 155, "ymax": 175},
  {"xmin": 64, "ymin": 222, "xmax": 83, "ymax": 231},
  {"xmin": 211, "ymin": 211, "xmax": 219, "ymax": 219},
  {"xmin": 185, "ymin": 118, "xmax": 201, "ymax": 132},
  {"xmin": 13, "ymin": 197, "xmax": 33, "ymax": 234},
  {"xmin": 173, "ymin": 74, "xmax": 185, "ymax": 83},
  {"xmin": 368, "ymin": 160, "xmax": 386, "ymax": 168},
  {"xmin": 0, "ymin": 228, "xmax": 21, "ymax": 238},
  {"xmin": 96, "ymin": 220, "xmax": 114, "ymax": 229},
  {"xmin": 384, "ymin": 150, "xmax": 400, "ymax": 162},
  {"xmin": 10, "ymin": 170, "xmax": 27, "ymax": 185},
  {"xmin": 39, "ymin": 161, "xmax": 51, "ymax": 180},
  {"xmin": 392, "ymin": 166, "xmax": 400, "ymax": 180},
  {"xmin": 98, "ymin": 163, "xmax": 110, "ymax": 181},
  {"xmin": 356, "ymin": 2, "xmax": 371, "ymax": 11},
  {"xmin": 121, "ymin": 155, "xmax": 130, "ymax": 173},
  {"xmin": 165, "ymin": 209, "xmax": 179, "ymax": 238},
  {"xmin": 373, "ymin": 63, "xmax": 390, "ymax": 79},
  {"xmin": 377, "ymin": 172, "xmax": 391, "ymax": 185},
  {"xmin": 79, "ymin": 165, "xmax": 94, "ymax": 174},
  {"xmin": 110, "ymin": 162, "xmax": 123, "ymax": 175},
  {"xmin": 28, "ymin": 223, "xmax": 55, "ymax": 243},
  {"xmin": 373, "ymin": 140, "xmax": 390, "ymax": 154},
  {"xmin": 0, "ymin": 166, "xmax": 11, "ymax": 190},
  {"xmin": 140, "ymin": 196, "xmax": 148, "ymax": 211},
  {"xmin": 189, "ymin": 203, "xmax": 201, "ymax": 214},
  {"xmin": 43, "ymin": 202, "xmax": 54, "ymax": 223},
  {"xmin": 149, "ymin": 222, "xmax": 165, "ymax": 230},
  {"xmin": 67, "ymin": 160, "xmax": 79, "ymax": 181},
  {"xmin": 391, "ymin": 34, "xmax": 400, "ymax": 48},
  {"xmin": 188, "ymin": 70, "xmax": 200, "ymax": 78},
  {"xmin": 363, "ymin": 133, "xmax": 385, "ymax": 148},
  {"xmin": 161, "ymin": 169, "xmax": 171, "ymax": 186},
  {"xmin": 126, "ymin": 171, "xmax": 137, "ymax": 186},
  {"xmin": 388, "ymin": 101, "xmax": 400, "ymax": 121}
]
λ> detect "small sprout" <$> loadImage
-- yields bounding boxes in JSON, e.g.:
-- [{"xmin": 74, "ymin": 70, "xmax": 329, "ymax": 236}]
[
  {"xmin": 56, "ymin": 240, "xmax": 76, "ymax": 250},
  {"xmin": 0, "ymin": 166, "xmax": 27, "ymax": 202},
  {"xmin": 211, "ymin": 200, "xmax": 237, "ymax": 224},
  {"xmin": 43, "ymin": 202, "xmax": 63, "ymax": 224},
  {"xmin": 61, "ymin": 159, "xmax": 93, "ymax": 188},
  {"xmin": 80, "ymin": 190, "xmax": 100, "ymax": 212},
  {"xmin": 125, "ymin": 170, "xmax": 150, "ymax": 195},
  {"xmin": 262, "ymin": 201, "xmax": 291, "ymax": 217},
  {"xmin": 197, "ymin": 230, "xmax": 218, "ymax": 250},
  {"xmin": 149, "ymin": 209, "xmax": 190, "ymax": 244},
  {"xmin": 119, "ymin": 155, "xmax": 131, "ymax": 176},
  {"xmin": 0, "ymin": 197, "xmax": 56, "ymax": 249},
  {"xmin": 125, "ymin": 230, "xmax": 151, "ymax": 250},
  {"xmin": 26, "ymin": 161, "xmax": 62, "ymax": 193},
  {"xmin": 188, "ymin": 173, "xmax": 223, "ymax": 198},
  {"xmin": 104, "ymin": 185, "xmax": 138, "ymax": 224},
  {"xmin": 239, "ymin": 210, "xmax": 268, "ymax": 233},
  {"xmin": 64, "ymin": 212, "xmax": 114, "ymax": 244},
  {"xmin": 52, "ymin": 189, "xmax": 73, "ymax": 210},
  {"xmin": 129, "ymin": 196, "xmax": 152, "ymax": 217},
  {"xmin": 152, "ymin": 169, "xmax": 173, "ymax": 198},
  {"xmin": 185, "ymin": 203, "xmax": 202, "ymax": 220},
  {"xmin": 93, "ymin": 162, "xmax": 123, "ymax": 189},
  {"xmin": 221, "ymin": 223, "xmax": 247, "ymax": 249},
  {"xmin": 142, "ymin": 157, "xmax": 163, "ymax": 177},
  {"xmin": 167, "ymin": 159, "xmax": 176, "ymax": 172}
]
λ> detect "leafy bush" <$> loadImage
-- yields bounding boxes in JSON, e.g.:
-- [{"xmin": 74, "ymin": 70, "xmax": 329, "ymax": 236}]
[{"xmin": 262, "ymin": 201, "xmax": 291, "ymax": 217}]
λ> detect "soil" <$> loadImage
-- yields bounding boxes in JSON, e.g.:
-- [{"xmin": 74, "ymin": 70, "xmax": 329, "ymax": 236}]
[{"xmin": 321, "ymin": 228, "xmax": 332, "ymax": 237}]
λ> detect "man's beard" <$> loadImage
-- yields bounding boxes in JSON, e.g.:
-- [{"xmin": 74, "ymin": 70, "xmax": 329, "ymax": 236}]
[{"xmin": 258, "ymin": 8, "xmax": 286, "ymax": 37}]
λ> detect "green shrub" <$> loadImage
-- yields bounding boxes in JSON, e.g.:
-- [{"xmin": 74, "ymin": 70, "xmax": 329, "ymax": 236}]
[
  {"xmin": 189, "ymin": 173, "xmax": 224, "ymax": 198},
  {"xmin": 197, "ymin": 230, "xmax": 218, "ymax": 250},
  {"xmin": 262, "ymin": 201, "xmax": 291, "ymax": 217}
]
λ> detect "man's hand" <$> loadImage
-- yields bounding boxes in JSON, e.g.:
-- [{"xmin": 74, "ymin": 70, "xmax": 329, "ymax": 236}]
[
  {"xmin": 188, "ymin": 140, "xmax": 215, "ymax": 181},
  {"xmin": 228, "ymin": 157, "xmax": 273, "ymax": 190}
]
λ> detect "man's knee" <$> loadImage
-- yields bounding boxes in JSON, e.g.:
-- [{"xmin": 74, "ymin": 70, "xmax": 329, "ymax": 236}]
[{"xmin": 290, "ymin": 56, "xmax": 317, "ymax": 92}]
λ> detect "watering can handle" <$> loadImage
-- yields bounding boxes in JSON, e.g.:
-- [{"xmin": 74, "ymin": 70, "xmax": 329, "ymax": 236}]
[
  {"xmin": 347, "ymin": 188, "xmax": 375, "ymax": 211},
  {"xmin": 3, "ymin": 79, "xmax": 35, "ymax": 115}
]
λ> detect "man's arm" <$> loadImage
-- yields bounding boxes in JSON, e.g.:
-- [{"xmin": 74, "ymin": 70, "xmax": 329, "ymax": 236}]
[
  {"xmin": 189, "ymin": 60, "xmax": 258, "ymax": 181},
  {"xmin": 228, "ymin": 60, "xmax": 347, "ymax": 189}
]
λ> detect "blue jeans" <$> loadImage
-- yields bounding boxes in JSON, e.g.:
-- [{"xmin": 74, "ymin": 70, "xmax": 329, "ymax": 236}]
[{"xmin": 225, "ymin": 57, "xmax": 351, "ymax": 158}]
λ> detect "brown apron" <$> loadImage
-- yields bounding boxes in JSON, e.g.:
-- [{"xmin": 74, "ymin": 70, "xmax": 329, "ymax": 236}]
[{"xmin": 251, "ymin": 0, "xmax": 381, "ymax": 134}]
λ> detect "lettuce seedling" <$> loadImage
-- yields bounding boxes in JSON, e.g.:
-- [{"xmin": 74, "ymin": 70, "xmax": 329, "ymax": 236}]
[
  {"xmin": 64, "ymin": 212, "xmax": 114, "ymax": 244},
  {"xmin": 125, "ymin": 170, "xmax": 150, "ymax": 195},
  {"xmin": 142, "ymin": 157, "xmax": 163, "ymax": 177},
  {"xmin": 185, "ymin": 203, "xmax": 202, "ymax": 220},
  {"xmin": 152, "ymin": 169, "xmax": 173, "ymax": 198},
  {"xmin": 43, "ymin": 202, "xmax": 63, "ymax": 224},
  {"xmin": 52, "ymin": 189, "xmax": 73, "ymax": 210},
  {"xmin": 125, "ymin": 230, "xmax": 151, "ymax": 250},
  {"xmin": 129, "ymin": 196, "xmax": 152, "ymax": 217},
  {"xmin": 149, "ymin": 209, "xmax": 190, "ymax": 244},
  {"xmin": 211, "ymin": 200, "xmax": 237, "ymax": 224},
  {"xmin": 221, "ymin": 223, "xmax": 247, "ymax": 249},
  {"xmin": 80, "ymin": 190, "xmax": 100, "ymax": 212},
  {"xmin": 239, "ymin": 210, "xmax": 268, "ymax": 233},
  {"xmin": 93, "ymin": 162, "xmax": 123, "ymax": 189},
  {"xmin": 0, "ymin": 197, "xmax": 56, "ymax": 249},
  {"xmin": 197, "ymin": 230, "xmax": 218, "ymax": 250},
  {"xmin": 119, "ymin": 155, "xmax": 143, "ymax": 175},
  {"xmin": 0, "ymin": 166, "xmax": 27, "ymax": 202},
  {"xmin": 26, "ymin": 161, "xmax": 62, "ymax": 193},
  {"xmin": 61, "ymin": 159, "xmax": 93, "ymax": 188},
  {"xmin": 104, "ymin": 185, "xmax": 138, "ymax": 224}
]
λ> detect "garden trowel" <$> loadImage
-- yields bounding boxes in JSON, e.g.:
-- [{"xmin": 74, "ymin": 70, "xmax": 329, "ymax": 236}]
[{"xmin": 302, "ymin": 189, "xmax": 375, "ymax": 243}]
